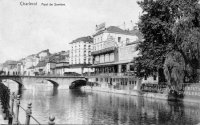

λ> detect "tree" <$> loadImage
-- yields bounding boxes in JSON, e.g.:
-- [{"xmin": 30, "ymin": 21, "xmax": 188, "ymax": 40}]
[
  {"xmin": 164, "ymin": 51, "xmax": 185, "ymax": 91},
  {"xmin": 0, "ymin": 70, "xmax": 3, "ymax": 75},
  {"xmin": 134, "ymin": 0, "xmax": 200, "ymax": 86}
]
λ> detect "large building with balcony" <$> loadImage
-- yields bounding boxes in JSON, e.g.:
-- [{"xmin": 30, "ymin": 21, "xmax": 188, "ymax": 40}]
[
  {"xmin": 89, "ymin": 24, "xmax": 143, "ymax": 91},
  {"xmin": 69, "ymin": 36, "xmax": 94, "ymax": 74}
]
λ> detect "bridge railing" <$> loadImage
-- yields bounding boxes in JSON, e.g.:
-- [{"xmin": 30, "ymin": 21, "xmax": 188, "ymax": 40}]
[
  {"xmin": 140, "ymin": 84, "xmax": 168, "ymax": 93},
  {"xmin": 0, "ymin": 74, "xmax": 84, "ymax": 78},
  {"xmin": 83, "ymin": 72, "xmax": 136, "ymax": 77},
  {"xmin": 8, "ymin": 93, "xmax": 55, "ymax": 125}
]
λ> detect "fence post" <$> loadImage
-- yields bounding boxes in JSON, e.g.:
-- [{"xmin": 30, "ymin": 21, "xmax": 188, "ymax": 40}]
[
  {"xmin": 10, "ymin": 92, "xmax": 15, "ymax": 115},
  {"xmin": 7, "ymin": 92, "xmax": 14, "ymax": 125},
  {"xmin": 25, "ymin": 102, "xmax": 32, "ymax": 125},
  {"xmin": 8, "ymin": 113, "xmax": 13, "ymax": 125},
  {"xmin": 48, "ymin": 115, "xmax": 55, "ymax": 125},
  {"xmin": 14, "ymin": 95, "xmax": 20, "ymax": 125},
  {"xmin": 8, "ymin": 92, "xmax": 14, "ymax": 125}
]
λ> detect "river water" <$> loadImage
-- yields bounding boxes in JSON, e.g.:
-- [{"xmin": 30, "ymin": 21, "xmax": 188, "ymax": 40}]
[{"xmin": 2, "ymin": 80, "xmax": 200, "ymax": 125}]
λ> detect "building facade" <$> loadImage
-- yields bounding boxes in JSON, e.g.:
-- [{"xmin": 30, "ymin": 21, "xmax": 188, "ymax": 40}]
[
  {"xmin": 69, "ymin": 36, "xmax": 93, "ymax": 74},
  {"xmin": 88, "ymin": 24, "xmax": 143, "ymax": 91},
  {"xmin": 2, "ymin": 61, "xmax": 18, "ymax": 75},
  {"xmin": 69, "ymin": 36, "xmax": 93, "ymax": 65}
]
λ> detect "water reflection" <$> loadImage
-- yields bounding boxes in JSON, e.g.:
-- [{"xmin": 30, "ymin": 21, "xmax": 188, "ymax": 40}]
[
  {"xmin": 52, "ymin": 88, "xmax": 58, "ymax": 96},
  {"xmin": 2, "ymin": 81, "xmax": 200, "ymax": 124}
]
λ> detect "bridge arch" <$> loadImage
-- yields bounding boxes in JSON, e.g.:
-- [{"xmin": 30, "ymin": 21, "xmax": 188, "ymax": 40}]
[
  {"xmin": 69, "ymin": 80, "xmax": 87, "ymax": 89},
  {"xmin": 46, "ymin": 79, "xmax": 59, "ymax": 88},
  {"xmin": 0, "ymin": 78, "xmax": 24, "ymax": 89}
]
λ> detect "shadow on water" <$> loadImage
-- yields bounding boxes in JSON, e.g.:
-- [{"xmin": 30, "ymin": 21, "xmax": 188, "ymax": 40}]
[
  {"xmin": 51, "ymin": 88, "xmax": 58, "ymax": 96},
  {"xmin": 69, "ymin": 89, "xmax": 92, "ymax": 97},
  {"xmin": 17, "ymin": 87, "xmax": 23, "ymax": 96}
]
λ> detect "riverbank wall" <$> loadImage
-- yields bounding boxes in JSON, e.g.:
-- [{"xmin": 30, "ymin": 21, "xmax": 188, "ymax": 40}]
[
  {"xmin": 82, "ymin": 85, "xmax": 200, "ymax": 103},
  {"xmin": 81, "ymin": 86, "xmax": 168, "ymax": 100}
]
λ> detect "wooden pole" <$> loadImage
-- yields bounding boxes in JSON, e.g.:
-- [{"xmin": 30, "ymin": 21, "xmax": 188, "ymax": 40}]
[
  {"xmin": 8, "ymin": 92, "xmax": 15, "ymax": 125},
  {"xmin": 8, "ymin": 114, "xmax": 13, "ymax": 125},
  {"xmin": 10, "ymin": 92, "xmax": 15, "ymax": 115},
  {"xmin": 25, "ymin": 103, "xmax": 32, "ymax": 125}
]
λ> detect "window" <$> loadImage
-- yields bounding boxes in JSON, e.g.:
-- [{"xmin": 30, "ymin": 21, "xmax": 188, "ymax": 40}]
[
  {"xmin": 84, "ymin": 58, "xmax": 86, "ymax": 64},
  {"xmin": 126, "ymin": 38, "xmax": 130, "ymax": 44},
  {"xmin": 153, "ymin": 75, "xmax": 157, "ymax": 80},
  {"xmin": 118, "ymin": 37, "xmax": 121, "ymax": 42},
  {"xmin": 130, "ymin": 65, "xmax": 134, "ymax": 71},
  {"xmin": 144, "ymin": 76, "xmax": 147, "ymax": 80},
  {"xmin": 110, "ymin": 53, "xmax": 114, "ymax": 62}
]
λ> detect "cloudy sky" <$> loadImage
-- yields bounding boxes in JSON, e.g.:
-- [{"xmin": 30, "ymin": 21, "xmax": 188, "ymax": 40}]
[{"xmin": 0, "ymin": 0, "xmax": 142, "ymax": 63}]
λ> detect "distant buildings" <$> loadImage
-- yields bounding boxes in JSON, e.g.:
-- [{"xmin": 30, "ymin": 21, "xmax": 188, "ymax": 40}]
[
  {"xmin": 0, "ymin": 22, "xmax": 158, "ymax": 85},
  {"xmin": 1, "ymin": 60, "xmax": 18, "ymax": 75},
  {"xmin": 37, "ymin": 49, "xmax": 51, "ymax": 61},
  {"xmin": 52, "ymin": 51, "xmax": 70, "ymax": 75}
]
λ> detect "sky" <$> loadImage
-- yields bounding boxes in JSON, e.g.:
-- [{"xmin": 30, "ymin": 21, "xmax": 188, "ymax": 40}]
[{"xmin": 0, "ymin": 0, "xmax": 142, "ymax": 63}]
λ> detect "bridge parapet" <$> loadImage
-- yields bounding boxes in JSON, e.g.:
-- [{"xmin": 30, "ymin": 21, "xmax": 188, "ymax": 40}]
[
  {"xmin": 0, "ymin": 75, "xmax": 85, "ymax": 78},
  {"xmin": 0, "ymin": 75, "xmax": 86, "ymax": 89}
]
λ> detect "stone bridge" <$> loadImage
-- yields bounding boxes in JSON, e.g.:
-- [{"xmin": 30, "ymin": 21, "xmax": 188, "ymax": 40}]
[{"xmin": 0, "ymin": 75, "xmax": 87, "ymax": 89}]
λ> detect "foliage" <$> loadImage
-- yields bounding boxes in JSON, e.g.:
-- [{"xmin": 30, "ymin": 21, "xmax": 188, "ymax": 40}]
[
  {"xmin": 164, "ymin": 51, "xmax": 185, "ymax": 89},
  {"xmin": 0, "ymin": 70, "xmax": 4, "ymax": 75},
  {"xmin": 134, "ymin": 0, "xmax": 200, "ymax": 85}
]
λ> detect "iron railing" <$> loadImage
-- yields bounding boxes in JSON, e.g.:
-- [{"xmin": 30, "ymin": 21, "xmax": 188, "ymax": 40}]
[{"xmin": 7, "ymin": 93, "xmax": 55, "ymax": 125}]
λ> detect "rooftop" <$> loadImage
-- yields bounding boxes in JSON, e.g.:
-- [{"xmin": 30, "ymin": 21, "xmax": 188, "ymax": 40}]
[
  {"xmin": 69, "ymin": 36, "xmax": 93, "ymax": 44},
  {"xmin": 27, "ymin": 66, "xmax": 35, "ymax": 69},
  {"xmin": 3, "ymin": 60, "xmax": 18, "ymax": 66},
  {"xmin": 93, "ymin": 26, "xmax": 139, "ymax": 37},
  {"xmin": 37, "ymin": 49, "xmax": 51, "ymax": 56},
  {"xmin": 35, "ymin": 61, "xmax": 47, "ymax": 67}
]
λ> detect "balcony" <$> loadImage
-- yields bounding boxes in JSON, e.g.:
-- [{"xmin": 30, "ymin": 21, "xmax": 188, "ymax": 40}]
[
  {"xmin": 55, "ymin": 63, "xmax": 69, "ymax": 68},
  {"xmin": 84, "ymin": 72, "xmax": 136, "ymax": 78},
  {"xmin": 91, "ymin": 47, "xmax": 116, "ymax": 56}
]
